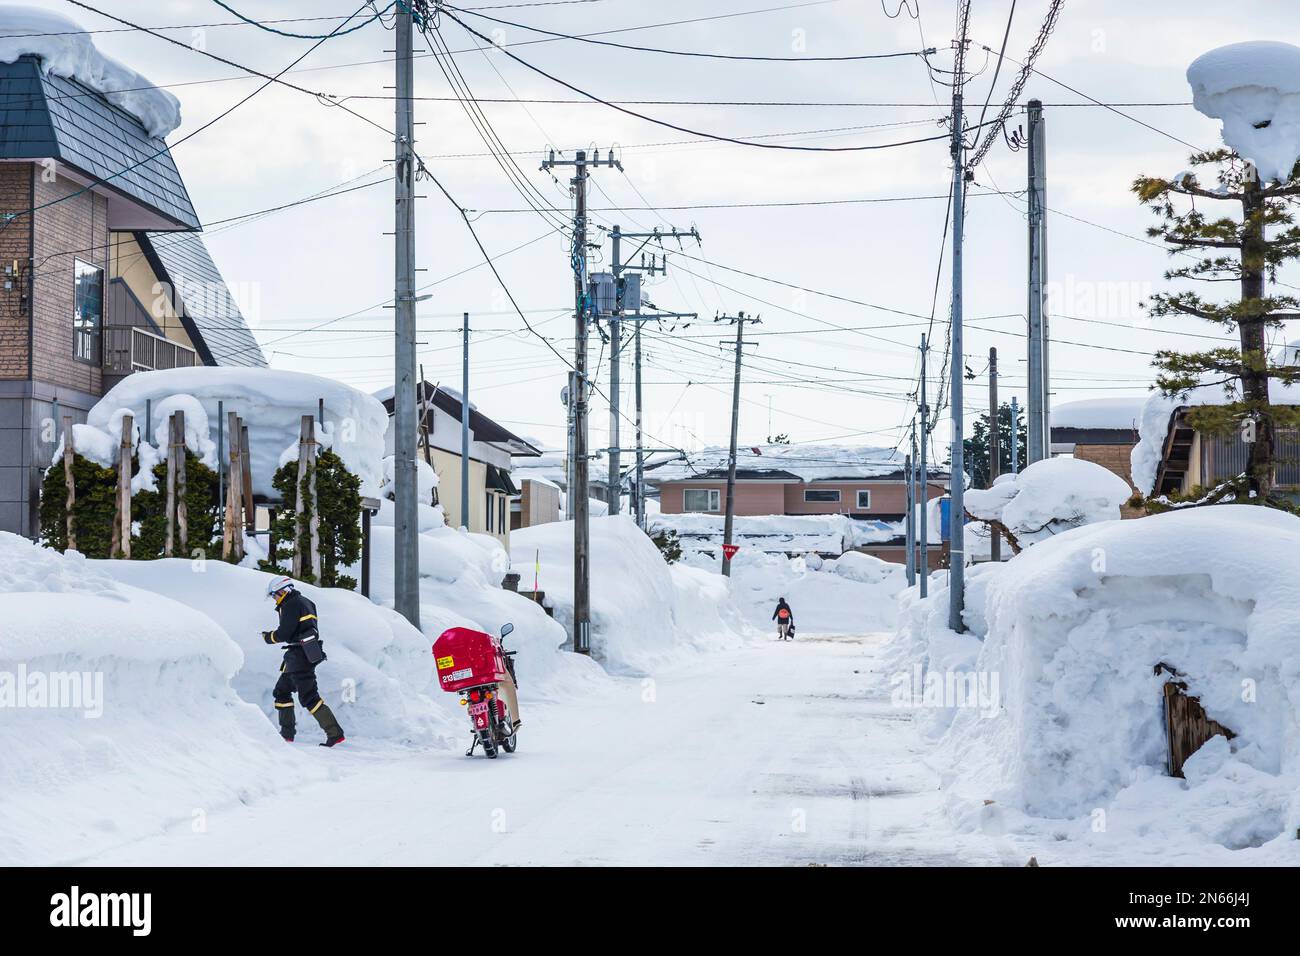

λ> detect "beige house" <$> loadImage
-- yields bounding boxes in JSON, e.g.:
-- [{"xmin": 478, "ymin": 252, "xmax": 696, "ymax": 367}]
[{"xmin": 376, "ymin": 383, "xmax": 540, "ymax": 547}]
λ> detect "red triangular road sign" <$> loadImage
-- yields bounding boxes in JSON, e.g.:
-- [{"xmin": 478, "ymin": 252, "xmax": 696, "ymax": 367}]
[{"xmin": 721, "ymin": 543, "xmax": 740, "ymax": 559}]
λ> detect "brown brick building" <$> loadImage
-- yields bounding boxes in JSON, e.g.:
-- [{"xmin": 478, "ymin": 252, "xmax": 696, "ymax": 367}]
[{"xmin": 0, "ymin": 55, "xmax": 264, "ymax": 537}]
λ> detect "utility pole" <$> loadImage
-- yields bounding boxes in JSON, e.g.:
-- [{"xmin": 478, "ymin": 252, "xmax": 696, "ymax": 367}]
[
  {"xmin": 605, "ymin": 226, "xmax": 699, "ymax": 529},
  {"xmin": 904, "ymin": 442, "xmax": 916, "ymax": 587},
  {"xmin": 717, "ymin": 311, "xmax": 760, "ymax": 577},
  {"xmin": 947, "ymin": 9, "xmax": 970, "ymax": 633},
  {"xmin": 541, "ymin": 149, "xmax": 620, "ymax": 654},
  {"xmin": 918, "ymin": 334, "xmax": 930, "ymax": 599},
  {"xmin": 392, "ymin": 2, "xmax": 420, "ymax": 628},
  {"xmin": 461, "ymin": 313, "xmax": 471, "ymax": 531},
  {"xmin": 988, "ymin": 347, "xmax": 1001, "ymax": 563},
  {"xmin": 1026, "ymin": 98, "xmax": 1050, "ymax": 464},
  {"xmin": 1010, "ymin": 395, "xmax": 1020, "ymax": 474},
  {"xmin": 564, "ymin": 370, "xmax": 575, "ymax": 520}
]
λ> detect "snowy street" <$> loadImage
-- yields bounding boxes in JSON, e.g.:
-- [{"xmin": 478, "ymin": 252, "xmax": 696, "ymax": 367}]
[{"xmin": 74, "ymin": 634, "xmax": 1010, "ymax": 867}]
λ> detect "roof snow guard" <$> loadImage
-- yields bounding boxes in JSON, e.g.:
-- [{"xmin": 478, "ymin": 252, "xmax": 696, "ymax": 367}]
[
  {"xmin": 140, "ymin": 231, "xmax": 267, "ymax": 368},
  {"xmin": 0, "ymin": 56, "xmax": 198, "ymax": 230}
]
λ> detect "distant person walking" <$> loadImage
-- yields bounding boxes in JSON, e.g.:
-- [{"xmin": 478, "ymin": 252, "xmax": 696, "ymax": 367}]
[{"xmin": 772, "ymin": 597, "xmax": 794, "ymax": 641}]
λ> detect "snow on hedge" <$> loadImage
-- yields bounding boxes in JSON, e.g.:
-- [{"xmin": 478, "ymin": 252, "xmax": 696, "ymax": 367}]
[
  {"xmin": 87, "ymin": 368, "xmax": 389, "ymax": 498},
  {"xmin": 1188, "ymin": 41, "xmax": 1300, "ymax": 183},
  {"xmin": 964, "ymin": 457, "xmax": 1131, "ymax": 547},
  {"xmin": 511, "ymin": 516, "xmax": 749, "ymax": 672},
  {"xmin": 893, "ymin": 507, "xmax": 1300, "ymax": 862},
  {"xmin": 652, "ymin": 511, "xmax": 896, "ymax": 555},
  {"xmin": 0, "ymin": 7, "xmax": 181, "ymax": 139}
]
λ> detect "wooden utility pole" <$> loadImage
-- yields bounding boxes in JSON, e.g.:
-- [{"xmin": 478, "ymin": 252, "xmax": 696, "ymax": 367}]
[
  {"xmin": 62, "ymin": 416, "xmax": 75, "ymax": 552},
  {"xmin": 111, "ymin": 414, "xmax": 133, "ymax": 559},
  {"xmin": 989, "ymin": 347, "xmax": 1001, "ymax": 563},
  {"xmin": 716, "ymin": 311, "xmax": 761, "ymax": 577}
]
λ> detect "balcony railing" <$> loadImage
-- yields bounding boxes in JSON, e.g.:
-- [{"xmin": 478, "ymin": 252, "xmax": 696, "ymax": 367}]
[{"xmin": 103, "ymin": 325, "xmax": 198, "ymax": 376}]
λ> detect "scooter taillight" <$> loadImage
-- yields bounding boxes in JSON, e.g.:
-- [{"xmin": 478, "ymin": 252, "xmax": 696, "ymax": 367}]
[{"xmin": 469, "ymin": 689, "xmax": 482, "ymax": 702}]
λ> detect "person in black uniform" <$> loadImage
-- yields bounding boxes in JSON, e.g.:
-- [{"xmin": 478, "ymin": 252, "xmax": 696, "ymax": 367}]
[{"xmin": 262, "ymin": 575, "xmax": 345, "ymax": 747}]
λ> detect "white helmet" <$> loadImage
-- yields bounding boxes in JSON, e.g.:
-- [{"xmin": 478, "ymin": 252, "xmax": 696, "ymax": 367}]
[{"xmin": 266, "ymin": 575, "xmax": 295, "ymax": 600}]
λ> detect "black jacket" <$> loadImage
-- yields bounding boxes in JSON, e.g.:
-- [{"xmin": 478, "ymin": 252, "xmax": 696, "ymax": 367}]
[
  {"xmin": 265, "ymin": 591, "xmax": 320, "ymax": 647},
  {"xmin": 772, "ymin": 600, "xmax": 793, "ymax": 622}
]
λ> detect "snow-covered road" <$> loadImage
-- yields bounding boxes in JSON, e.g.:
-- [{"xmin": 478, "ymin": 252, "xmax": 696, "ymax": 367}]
[{"xmin": 79, "ymin": 634, "xmax": 1020, "ymax": 866}]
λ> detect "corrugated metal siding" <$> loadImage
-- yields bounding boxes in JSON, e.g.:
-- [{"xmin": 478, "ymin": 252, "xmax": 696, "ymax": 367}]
[
  {"xmin": 0, "ymin": 58, "xmax": 198, "ymax": 229},
  {"xmin": 1207, "ymin": 430, "xmax": 1300, "ymax": 486},
  {"xmin": 147, "ymin": 232, "xmax": 267, "ymax": 367}
]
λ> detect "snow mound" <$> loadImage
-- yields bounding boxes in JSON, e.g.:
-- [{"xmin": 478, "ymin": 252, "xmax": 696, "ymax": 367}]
[
  {"xmin": 1049, "ymin": 397, "xmax": 1144, "ymax": 431},
  {"xmin": 899, "ymin": 507, "xmax": 1300, "ymax": 860},
  {"xmin": 0, "ymin": 7, "xmax": 181, "ymax": 139},
  {"xmin": 1188, "ymin": 41, "xmax": 1300, "ymax": 182},
  {"xmin": 511, "ymin": 516, "xmax": 749, "ymax": 673},
  {"xmin": 87, "ymin": 368, "xmax": 390, "ymax": 498},
  {"xmin": 965, "ymin": 457, "xmax": 1131, "ymax": 547}
]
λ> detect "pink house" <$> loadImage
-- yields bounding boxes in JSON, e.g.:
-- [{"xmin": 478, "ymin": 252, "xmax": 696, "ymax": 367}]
[{"xmin": 646, "ymin": 445, "xmax": 949, "ymax": 565}]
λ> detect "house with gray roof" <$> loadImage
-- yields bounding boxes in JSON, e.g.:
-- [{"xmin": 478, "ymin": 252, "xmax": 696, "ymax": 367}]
[{"xmin": 0, "ymin": 54, "xmax": 264, "ymax": 537}]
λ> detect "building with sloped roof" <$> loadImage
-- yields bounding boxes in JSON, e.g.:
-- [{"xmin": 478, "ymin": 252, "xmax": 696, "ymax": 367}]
[{"xmin": 0, "ymin": 55, "xmax": 264, "ymax": 537}]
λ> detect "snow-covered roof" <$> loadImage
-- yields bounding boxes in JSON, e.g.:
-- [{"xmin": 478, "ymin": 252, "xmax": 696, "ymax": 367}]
[
  {"xmin": 1188, "ymin": 41, "xmax": 1300, "ymax": 182},
  {"xmin": 1050, "ymin": 397, "xmax": 1146, "ymax": 432},
  {"xmin": 645, "ymin": 443, "xmax": 930, "ymax": 483},
  {"xmin": 0, "ymin": 7, "xmax": 181, "ymax": 139}
]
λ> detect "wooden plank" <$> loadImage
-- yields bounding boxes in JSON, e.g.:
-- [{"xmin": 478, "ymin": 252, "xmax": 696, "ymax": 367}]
[
  {"xmin": 223, "ymin": 411, "xmax": 243, "ymax": 563},
  {"xmin": 62, "ymin": 416, "xmax": 76, "ymax": 552},
  {"xmin": 1157, "ymin": 663, "xmax": 1236, "ymax": 777},
  {"xmin": 293, "ymin": 415, "xmax": 310, "ymax": 578},
  {"xmin": 112, "ymin": 413, "xmax": 133, "ymax": 559},
  {"xmin": 164, "ymin": 412, "xmax": 177, "ymax": 557},
  {"xmin": 176, "ymin": 410, "xmax": 188, "ymax": 554},
  {"xmin": 240, "ymin": 424, "xmax": 254, "ymax": 534}
]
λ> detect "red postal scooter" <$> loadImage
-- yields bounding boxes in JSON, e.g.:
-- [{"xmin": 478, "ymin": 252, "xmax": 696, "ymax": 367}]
[{"xmin": 433, "ymin": 623, "xmax": 519, "ymax": 759}]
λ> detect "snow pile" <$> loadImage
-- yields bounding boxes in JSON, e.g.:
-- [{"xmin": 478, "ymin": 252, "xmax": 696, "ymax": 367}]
[
  {"xmin": 511, "ymin": 516, "xmax": 750, "ymax": 673},
  {"xmin": 896, "ymin": 507, "xmax": 1300, "ymax": 861},
  {"xmin": 0, "ymin": 534, "xmax": 290, "ymax": 864},
  {"xmin": 0, "ymin": 7, "xmax": 181, "ymax": 139},
  {"xmin": 1188, "ymin": 41, "xmax": 1300, "ymax": 183},
  {"xmin": 684, "ymin": 546, "xmax": 907, "ymax": 635},
  {"xmin": 378, "ymin": 455, "xmax": 439, "ymax": 504},
  {"xmin": 964, "ymin": 458, "xmax": 1130, "ymax": 547},
  {"xmin": 87, "ymin": 368, "xmax": 390, "ymax": 498},
  {"xmin": 1129, "ymin": 378, "xmax": 1300, "ymax": 495},
  {"xmin": 652, "ymin": 511, "xmax": 896, "ymax": 555}
]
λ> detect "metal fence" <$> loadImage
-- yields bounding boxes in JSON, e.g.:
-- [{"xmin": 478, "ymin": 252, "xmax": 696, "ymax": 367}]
[{"xmin": 103, "ymin": 325, "xmax": 198, "ymax": 376}]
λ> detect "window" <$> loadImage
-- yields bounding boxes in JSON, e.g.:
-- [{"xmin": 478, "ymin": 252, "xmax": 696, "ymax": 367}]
[
  {"xmin": 856, "ymin": 490, "xmax": 871, "ymax": 509},
  {"xmin": 498, "ymin": 496, "xmax": 506, "ymax": 534},
  {"xmin": 72, "ymin": 259, "xmax": 103, "ymax": 363},
  {"xmin": 683, "ymin": 488, "xmax": 721, "ymax": 512},
  {"xmin": 485, "ymin": 492, "xmax": 494, "ymax": 531},
  {"xmin": 803, "ymin": 488, "xmax": 840, "ymax": 503}
]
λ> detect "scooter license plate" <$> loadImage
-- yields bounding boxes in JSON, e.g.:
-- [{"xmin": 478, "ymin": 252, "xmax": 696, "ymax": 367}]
[{"xmin": 468, "ymin": 701, "xmax": 489, "ymax": 717}]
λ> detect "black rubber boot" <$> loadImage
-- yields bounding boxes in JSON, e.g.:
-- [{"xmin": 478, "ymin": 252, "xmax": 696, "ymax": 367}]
[
  {"xmin": 310, "ymin": 701, "xmax": 345, "ymax": 747},
  {"xmin": 277, "ymin": 705, "xmax": 296, "ymax": 742}
]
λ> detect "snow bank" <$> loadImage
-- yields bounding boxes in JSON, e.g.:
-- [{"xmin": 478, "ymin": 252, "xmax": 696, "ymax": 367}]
[
  {"xmin": 1188, "ymin": 41, "xmax": 1300, "ymax": 183},
  {"xmin": 511, "ymin": 516, "xmax": 749, "ymax": 673},
  {"xmin": 684, "ymin": 546, "xmax": 906, "ymax": 635},
  {"xmin": 0, "ymin": 7, "xmax": 181, "ymax": 139},
  {"xmin": 652, "ymin": 511, "xmax": 896, "ymax": 555},
  {"xmin": 895, "ymin": 507, "xmax": 1300, "ymax": 861},
  {"xmin": 965, "ymin": 457, "xmax": 1131, "ymax": 547},
  {"xmin": 88, "ymin": 368, "xmax": 389, "ymax": 498},
  {"xmin": 0, "ymin": 534, "xmax": 296, "ymax": 864}
]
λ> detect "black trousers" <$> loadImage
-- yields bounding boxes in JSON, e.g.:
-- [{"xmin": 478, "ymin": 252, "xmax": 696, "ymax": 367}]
[{"xmin": 273, "ymin": 647, "xmax": 323, "ymax": 712}]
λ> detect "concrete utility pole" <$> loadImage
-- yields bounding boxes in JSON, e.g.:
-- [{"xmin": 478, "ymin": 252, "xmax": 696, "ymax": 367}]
[
  {"xmin": 1026, "ymin": 98, "xmax": 1050, "ymax": 464},
  {"xmin": 717, "ymin": 311, "xmax": 760, "ymax": 577},
  {"xmin": 541, "ymin": 149, "xmax": 620, "ymax": 655},
  {"xmin": 392, "ymin": 2, "xmax": 420, "ymax": 628},
  {"xmin": 606, "ymin": 225, "xmax": 699, "ymax": 528},
  {"xmin": 1011, "ymin": 395, "xmax": 1020, "ymax": 474},
  {"xmin": 461, "ymin": 313, "xmax": 471, "ymax": 531},
  {"xmin": 988, "ymin": 347, "xmax": 1001, "ymax": 563},
  {"xmin": 904, "ymin": 444, "xmax": 916, "ymax": 587},
  {"xmin": 946, "ymin": 16, "xmax": 970, "ymax": 633},
  {"xmin": 918, "ymin": 334, "xmax": 930, "ymax": 599}
]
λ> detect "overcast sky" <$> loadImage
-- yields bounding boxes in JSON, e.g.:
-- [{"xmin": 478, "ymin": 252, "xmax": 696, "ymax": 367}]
[{"xmin": 39, "ymin": 0, "xmax": 1295, "ymax": 461}]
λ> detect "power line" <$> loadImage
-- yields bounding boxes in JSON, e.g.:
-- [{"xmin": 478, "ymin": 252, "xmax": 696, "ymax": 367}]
[{"xmin": 207, "ymin": 0, "xmax": 394, "ymax": 38}]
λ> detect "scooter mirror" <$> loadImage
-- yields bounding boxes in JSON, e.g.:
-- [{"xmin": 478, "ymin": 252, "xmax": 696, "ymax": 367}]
[{"xmin": 500, "ymin": 622, "xmax": 514, "ymax": 639}]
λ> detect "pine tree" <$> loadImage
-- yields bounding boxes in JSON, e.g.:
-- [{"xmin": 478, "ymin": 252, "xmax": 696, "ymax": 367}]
[
  {"xmin": 959, "ymin": 402, "xmax": 1026, "ymax": 488},
  {"xmin": 1133, "ymin": 150, "xmax": 1300, "ymax": 503}
]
